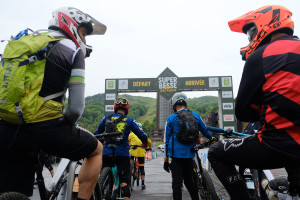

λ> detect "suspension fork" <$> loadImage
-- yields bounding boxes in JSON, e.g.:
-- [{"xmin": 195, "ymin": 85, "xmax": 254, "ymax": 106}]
[{"xmin": 195, "ymin": 152, "xmax": 204, "ymax": 174}]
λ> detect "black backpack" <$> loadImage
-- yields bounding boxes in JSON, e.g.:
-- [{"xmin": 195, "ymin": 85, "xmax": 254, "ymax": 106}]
[
  {"xmin": 105, "ymin": 114, "xmax": 126, "ymax": 133},
  {"xmin": 176, "ymin": 110, "xmax": 199, "ymax": 144}
]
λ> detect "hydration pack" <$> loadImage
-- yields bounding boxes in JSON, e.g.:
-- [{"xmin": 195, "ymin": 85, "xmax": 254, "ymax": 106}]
[
  {"xmin": 176, "ymin": 110, "xmax": 199, "ymax": 144},
  {"xmin": 0, "ymin": 29, "xmax": 64, "ymax": 124},
  {"xmin": 105, "ymin": 114, "xmax": 126, "ymax": 133}
]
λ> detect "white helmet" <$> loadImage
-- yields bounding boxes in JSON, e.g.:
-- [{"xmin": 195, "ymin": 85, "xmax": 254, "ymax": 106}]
[
  {"xmin": 171, "ymin": 92, "xmax": 188, "ymax": 112},
  {"xmin": 48, "ymin": 7, "xmax": 106, "ymax": 57}
]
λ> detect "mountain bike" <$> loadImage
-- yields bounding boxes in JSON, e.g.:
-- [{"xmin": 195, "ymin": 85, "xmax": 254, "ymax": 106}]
[
  {"xmin": 129, "ymin": 145, "xmax": 150, "ymax": 191},
  {"xmin": 95, "ymin": 132, "xmax": 124, "ymax": 200},
  {"xmin": 1, "ymin": 149, "xmax": 101, "ymax": 200},
  {"xmin": 191, "ymin": 141, "xmax": 220, "ymax": 200},
  {"xmin": 206, "ymin": 126, "xmax": 300, "ymax": 200},
  {"xmin": 35, "ymin": 151, "xmax": 101, "ymax": 200}
]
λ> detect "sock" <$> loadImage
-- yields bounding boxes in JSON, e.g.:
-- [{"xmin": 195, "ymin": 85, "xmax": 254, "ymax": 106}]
[{"xmin": 142, "ymin": 180, "xmax": 145, "ymax": 185}]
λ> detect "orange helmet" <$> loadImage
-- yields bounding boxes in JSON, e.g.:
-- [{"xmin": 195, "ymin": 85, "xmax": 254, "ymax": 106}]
[{"xmin": 228, "ymin": 5, "xmax": 294, "ymax": 60}]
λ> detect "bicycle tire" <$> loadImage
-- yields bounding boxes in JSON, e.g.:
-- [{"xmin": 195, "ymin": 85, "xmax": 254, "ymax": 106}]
[
  {"xmin": 0, "ymin": 192, "xmax": 30, "ymax": 200},
  {"xmin": 91, "ymin": 181, "xmax": 102, "ymax": 200},
  {"xmin": 98, "ymin": 167, "xmax": 114, "ymax": 200},
  {"xmin": 137, "ymin": 168, "xmax": 140, "ymax": 186},
  {"xmin": 130, "ymin": 162, "xmax": 136, "ymax": 191},
  {"xmin": 194, "ymin": 169, "xmax": 219, "ymax": 200}
]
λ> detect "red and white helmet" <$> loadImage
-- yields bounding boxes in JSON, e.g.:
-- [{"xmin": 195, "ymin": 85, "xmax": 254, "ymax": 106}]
[{"xmin": 48, "ymin": 7, "xmax": 106, "ymax": 57}]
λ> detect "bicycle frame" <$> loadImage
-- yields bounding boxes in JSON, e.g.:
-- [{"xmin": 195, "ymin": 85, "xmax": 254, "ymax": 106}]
[
  {"xmin": 36, "ymin": 157, "xmax": 79, "ymax": 200},
  {"xmin": 133, "ymin": 157, "xmax": 140, "ymax": 179},
  {"xmin": 111, "ymin": 164, "xmax": 120, "ymax": 196}
]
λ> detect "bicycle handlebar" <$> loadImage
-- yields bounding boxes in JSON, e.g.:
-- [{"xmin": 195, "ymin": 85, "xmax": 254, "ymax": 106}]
[
  {"xmin": 95, "ymin": 132, "xmax": 123, "ymax": 139},
  {"xmin": 206, "ymin": 126, "xmax": 252, "ymax": 137},
  {"xmin": 129, "ymin": 145, "xmax": 151, "ymax": 151},
  {"xmin": 191, "ymin": 141, "xmax": 211, "ymax": 152}
]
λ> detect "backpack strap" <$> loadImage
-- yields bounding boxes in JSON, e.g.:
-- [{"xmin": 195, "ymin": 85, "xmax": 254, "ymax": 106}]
[
  {"xmin": 115, "ymin": 114, "xmax": 126, "ymax": 124},
  {"xmin": 171, "ymin": 112, "xmax": 180, "ymax": 157},
  {"xmin": 43, "ymin": 90, "xmax": 66, "ymax": 101}
]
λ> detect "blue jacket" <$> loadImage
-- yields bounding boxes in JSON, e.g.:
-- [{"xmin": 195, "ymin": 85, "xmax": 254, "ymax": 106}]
[
  {"xmin": 94, "ymin": 112, "xmax": 148, "ymax": 157},
  {"xmin": 164, "ymin": 109, "xmax": 212, "ymax": 158}
]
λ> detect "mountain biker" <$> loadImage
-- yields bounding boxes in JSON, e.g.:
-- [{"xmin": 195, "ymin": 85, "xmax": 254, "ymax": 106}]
[
  {"xmin": 128, "ymin": 122, "xmax": 153, "ymax": 190},
  {"xmin": 94, "ymin": 97, "xmax": 148, "ymax": 200},
  {"xmin": 208, "ymin": 5, "xmax": 300, "ymax": 200},
  {"xmin": 0, "ymin": 7, "xmax": 106, "ymax": 199},
  {"xmin": 163, "ymin": 92, "xmax": 213, "ymax": 200}
]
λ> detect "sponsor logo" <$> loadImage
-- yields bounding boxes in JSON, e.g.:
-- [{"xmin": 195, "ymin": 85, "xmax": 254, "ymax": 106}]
[
  {"xmin": 222, "ymin": 138, "xmax": 246, "ymax": 151},
  {"xmin": 106, "ymin": 93, "xmax": 116, "ymax": 101},
  {"xmin": 106, "ymin": 80, "xmax": 116, "ymax": 90},
  {"xmin": 105, "ymin": 105, "xmax": 114, "ymax": 112},
  {"xmin": 158, "ymin": 77, "xmax": 177, "ymax": 92},
  {"xmin": 223, "ymin": 103, "xmax": 233, "ymax": 110},
  {"xmin": 209, "ymin": 77, "xmax": 219, "ymax": 87},
  {"xmin": 223, "ymin": 114, "xmax": 234, "ymax": 121},
  {"xmin": 227, "ymin": 174, "xmax": 242, "ymax": 184},
  {"xmin": 119, "ymin": 80, "xmax": 128, "ymax": 89},
  {"xmin": 222, "ymin": 91, "xmax": 233, "ymax": 98},
  {"xmin": 222, "ymin": 77, "xmax": 232, "ymax": 87}
]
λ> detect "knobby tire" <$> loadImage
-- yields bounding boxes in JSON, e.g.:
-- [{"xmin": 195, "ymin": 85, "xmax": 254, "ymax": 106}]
[
  {"xmin": 0, "ymin": 192, "xmax": 30, "ymax": 200},
  {"xmin": 130, "ymin": 162, "xmax": 136, "ymax": 191},
  {"xmin": 91, "ymin": 180, "xmax": 102, "ymax": 200},
  {"xmin": 98, "ymin": 167, "xmax": 114, "ymax": 200},
  {"xmin": 194, "ymin": 169, "xmax": 219, "ymax": 200},
  {"xmin": 137, "ymin": 168, "xmax": 140, "ymax": 186}
]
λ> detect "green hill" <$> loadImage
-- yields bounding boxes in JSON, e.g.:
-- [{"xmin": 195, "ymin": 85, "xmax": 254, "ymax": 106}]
[{"xmin": 78, "ymin": 94, "xmax": 218, "ymax": 133}]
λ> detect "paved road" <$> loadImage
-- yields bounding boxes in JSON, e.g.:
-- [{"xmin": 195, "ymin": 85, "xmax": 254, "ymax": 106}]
[{"xmin": 30, "ymin": 146, "xmax": 287, "ymax": 200}]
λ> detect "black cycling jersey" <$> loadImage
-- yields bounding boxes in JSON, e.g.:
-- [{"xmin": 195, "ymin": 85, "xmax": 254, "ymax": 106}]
[
  {"xmin": 236, "ymin": 35, "xmax": 300, "ymax": 158},
  {"xmin": 40, "ymin": 33, "xmax": 85, "ymax": 103}
]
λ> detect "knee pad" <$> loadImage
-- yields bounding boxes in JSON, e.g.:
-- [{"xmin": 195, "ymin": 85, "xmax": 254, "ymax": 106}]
[
  {"xmin": 121, "ymin": 185, "xmax": 131, "ymax": 198},
  {"xmin": 139, "ymin": 166, "xmax": 145, "ymax": 176}
]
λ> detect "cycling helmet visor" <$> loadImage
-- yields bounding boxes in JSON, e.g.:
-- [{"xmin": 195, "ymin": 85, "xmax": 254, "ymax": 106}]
[{"xmin": 87, "ymin": 14, "xmax": 107, "ymax": 35}]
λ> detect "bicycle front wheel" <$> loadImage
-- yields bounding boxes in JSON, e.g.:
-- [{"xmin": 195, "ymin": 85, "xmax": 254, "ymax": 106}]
[
  {"xmin": 130, "ymin": 162, "xmax": 136, "ymax": 191},
  {"xmin": 194, "ymin": 169, "xmax": 219, "ymax": 200},
  {"xmin": 91, "ymin": 180, "xmax": 102, "ymax": 200},
  {"xmin": 137, "ymin": 168, "xmax": 140, "ymax": 186},
  {"xmin": 98, "ymin": 167, "xmax": 114, "ymax": 200},
  {"xmin": 0, "ymin": 192, "xmax": 30, "ymax": 200}
]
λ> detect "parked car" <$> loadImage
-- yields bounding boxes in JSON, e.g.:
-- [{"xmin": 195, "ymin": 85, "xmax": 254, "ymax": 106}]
[{"xmin": 158, "ymin": 144, "xmax": 164, "ymax": 150}]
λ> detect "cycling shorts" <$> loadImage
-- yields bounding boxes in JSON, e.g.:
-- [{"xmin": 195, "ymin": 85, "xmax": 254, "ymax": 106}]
[
  {"xmin": 0, "ymin": 118, "xmax": 98, "ymax": 196},
  {"xmin": 130, "ymin": 156, "xmax": 145, "ymax": 166}
]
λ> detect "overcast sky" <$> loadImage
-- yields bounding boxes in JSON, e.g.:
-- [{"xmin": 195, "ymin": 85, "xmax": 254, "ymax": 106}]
[{"xmin": 1, "ymin": 0, "xmax": 300, "ymax": 99}]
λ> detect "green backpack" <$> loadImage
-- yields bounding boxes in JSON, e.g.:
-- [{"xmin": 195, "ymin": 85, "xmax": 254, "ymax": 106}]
[{"xmin": 0, "ymin": 31, "xmax": 64, "ymax": 124}]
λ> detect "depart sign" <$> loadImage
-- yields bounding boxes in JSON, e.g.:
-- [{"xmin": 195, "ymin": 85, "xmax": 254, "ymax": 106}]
[{"xmin": 104, "ymin": 67, "xmax": 236, "ymax": 130}]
